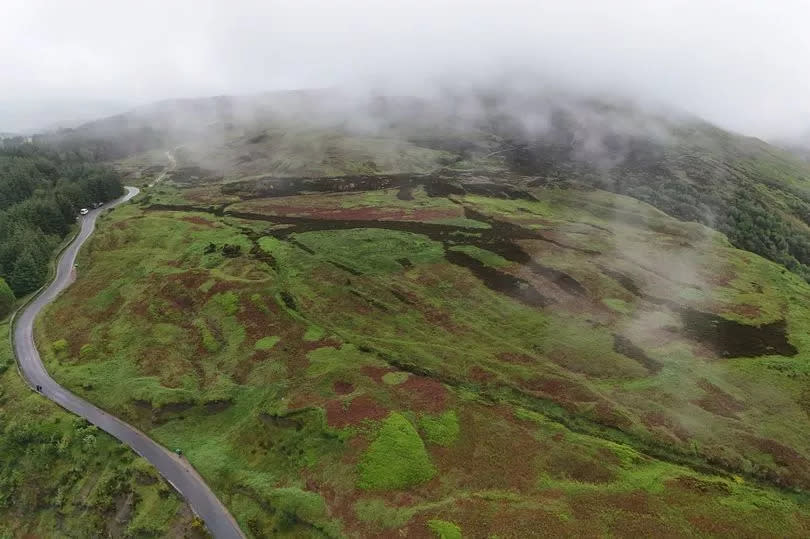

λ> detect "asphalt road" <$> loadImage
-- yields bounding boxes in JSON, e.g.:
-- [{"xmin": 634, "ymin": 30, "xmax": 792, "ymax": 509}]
[{"xmin": 12, "ymin": 187, "xmax": 244, "ymax": 539}]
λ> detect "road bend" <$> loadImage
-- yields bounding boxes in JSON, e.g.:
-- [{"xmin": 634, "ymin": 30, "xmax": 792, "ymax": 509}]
[{"xmin": 12, "ymin": 186, "xmax": 244, "ymax": 539}]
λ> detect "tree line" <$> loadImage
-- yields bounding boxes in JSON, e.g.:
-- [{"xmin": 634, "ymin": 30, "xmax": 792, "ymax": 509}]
[{"xmin": 0, "ymin": 140, "xmax": 124, "ymax": 317}]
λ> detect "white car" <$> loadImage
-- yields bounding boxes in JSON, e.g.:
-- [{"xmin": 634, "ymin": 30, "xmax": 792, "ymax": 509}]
[{"xmin": 80, "ymin": 208, "xmax": 89, "ymax": 216}]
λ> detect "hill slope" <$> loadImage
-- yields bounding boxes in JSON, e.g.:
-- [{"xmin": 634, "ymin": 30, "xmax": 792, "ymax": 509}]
[
  {"xmin": 0, "ymin": 319, "xmax": 200, "ymax": 537},
  {"xmin": 54, "ymin": 90, "xmax": 810, "ymax": 284},
  {"xmin": 31, "ymin": 90, "xmax": 810, "ymax": 536},
  {"xmin": 35, "ymin": 173, "xmax": 810, "ymax": 536}
]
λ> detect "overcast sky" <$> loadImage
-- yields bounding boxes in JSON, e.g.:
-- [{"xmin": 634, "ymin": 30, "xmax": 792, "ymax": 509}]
[{"xmin": 2, "ymin": 0, "xmax": 810, "ymax": 138}]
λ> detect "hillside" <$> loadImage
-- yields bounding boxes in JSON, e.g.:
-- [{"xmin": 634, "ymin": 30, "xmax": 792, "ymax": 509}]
[
  {"xmin": 54, "ymin": 90, "xmax": 810, "ymax": 288},
  {"xmin": 0, "ymin": 318, "xmax": 201, "ymax": 536},
  {"xmin": 0, "ymin": 141, "xmax": 201, "ymax": 537},
  {"xmin": 32, "ymin": 92, "xmax": 810, "ymax": 535}
]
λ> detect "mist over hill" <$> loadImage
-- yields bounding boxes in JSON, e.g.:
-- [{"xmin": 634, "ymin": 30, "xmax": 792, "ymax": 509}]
[
  {"xmin": 38, "ymin": 87, "xmax": 810, "ymax": 286},
  {"xmin": 26, "ymin": 83, "xmax": 810, "ymax": 536},
  {"xmin": 0, "ymin": 98, "xmax": 131, "ymax": 134}
]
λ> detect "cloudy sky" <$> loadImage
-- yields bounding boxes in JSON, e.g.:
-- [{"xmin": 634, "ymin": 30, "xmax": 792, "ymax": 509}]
[{"xmin": 2, "ymin": 0, "xmax": 809, "ymax": 138}]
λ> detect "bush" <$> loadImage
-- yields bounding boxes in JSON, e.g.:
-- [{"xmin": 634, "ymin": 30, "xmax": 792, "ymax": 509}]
[{"xmin": 51, "ymin": 339, "xmax": 69, "ymax": 360}]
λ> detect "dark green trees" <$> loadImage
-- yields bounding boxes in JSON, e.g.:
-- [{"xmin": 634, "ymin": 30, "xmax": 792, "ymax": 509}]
[
  {"xmin": 8, "ymin": 251, "xmax": 47, "ymax": 296},
  {"xmin": 0, "ymin": 277, "xmax": 13, "ymax": 319},
  {"xmin": 0, "ymin": 141, "xmax": 124, "ymax": 296}
]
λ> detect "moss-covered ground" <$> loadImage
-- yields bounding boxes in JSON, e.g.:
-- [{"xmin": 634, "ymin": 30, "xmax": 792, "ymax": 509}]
[{"xmin": 34, "ymin": 177, "xmax": 810, "ymax": 537}]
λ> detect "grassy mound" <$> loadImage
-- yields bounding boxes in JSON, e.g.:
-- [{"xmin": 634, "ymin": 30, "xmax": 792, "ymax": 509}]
[{"xmin": 358, "ymin": 412, "xmax": 436, "ymax": 490}]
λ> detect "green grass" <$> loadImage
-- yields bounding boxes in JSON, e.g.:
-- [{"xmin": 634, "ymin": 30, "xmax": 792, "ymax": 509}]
[
  {"xmin": 292, "ymin": 228, "xmax": 445, "ymax": 274},
  {"xmin": 602, "ymin": 297, "xmax": 634, "ymax": 315},
  {"xmin": 428, "ymin": 519, "xmax": 462, "ymax": 539},
  {"xmin": 448, "ymin": 245, "xmax": 510, "ymax": 267},
  {"xmin": 419, "ymin": 410, "xmax": 460, "ymax": 447},
  {"xmin": 382, "ymin": 371, "xmax": 409, "ymax": 385},
  {"xmin": 31, "ymin": 184, "xmax": 810, "ymax": 537},
  {"xmin": 255, "ymin": 335, "xmax": 281, "ymax": 351},
  {"xmin": 0, "ymin": 322, "xmax": 195, "ymax": 536},
  {"xmin": 303, "ymin": 325, "xmax": 326, "ymax": 341},
  {"xmin": 357, "ymin": 413, "xmax": 436, "ymax": 490}
]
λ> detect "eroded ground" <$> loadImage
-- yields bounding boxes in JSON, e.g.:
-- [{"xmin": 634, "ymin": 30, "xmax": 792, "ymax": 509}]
[{"xmin": 35, "ymin": 174, "xmax": 810, "ymax": 537}]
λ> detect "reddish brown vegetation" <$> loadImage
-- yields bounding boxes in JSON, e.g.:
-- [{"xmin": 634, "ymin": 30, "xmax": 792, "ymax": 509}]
[
  {"xmin": 591, "ymin": 402, "xmax": 635, "ymax": 430},
  {"xmin": 745, "ymin": 436, "xmax": 810, "ymax": 487},
  {"xmin": 287, "ymin": 391, "xmax": 323, "ymax": 409},
  {"xmin": 467, "ymin": 365, "xmax": 497, "ymax": 383},
  {"xmin": 233, "ymin": 201, "xmax": 462, "ymax": 223},
  {"xmin": 642, "ymin": 411, "xmax": 691, "ymax": 442},
  {"xmin": 667, "ymin": 476, "xmax": 731, "ymax": 495},
  {"xmin": 520, "ymin": 376, "xmax": 599, "ymax": 405},
  {"xmin": 692, "ymin": 379, "xmax": 746, "ymax": 419},
  {"xmin": 325, "ymin": 394, "xmax": 388, "ymax": 428},
  {"xmin": 686, "ymin": 515, "xmax": 751, "ymax": 537},
  {"xmin": 606, "ymin": 490, "xmax": 652, "ymax": 514},
  {"xmin": 235, "ymin": 294, "xmax": 274, "ymax": 341},
  {"xmin": 544, "ymin": 450, "xmax": 617, "ymax": 483},
  {"xmin": 419, "ymin": 307, "xmax": 463, "ymax": 333},
  {"xmin": 497, "ymin": 352, "xmax": 536, "ymax": 364},
  {"xmin": 430, "ymin": 406, "xmax": 543, "ymax": 492},
  {"xmin": 180, "ymin": 216, "xmax": 217, "ymax": 227},
  {"xmin": 396, "ymin": 376, "xmax": 448, "ymax": 413},
  {"xmin": 333, "ymin": 380, "xmax": 354, "ymax": 395},
  {"xmin": 301, "ymin": 337, "xmax": 342, "ymax": 353}
]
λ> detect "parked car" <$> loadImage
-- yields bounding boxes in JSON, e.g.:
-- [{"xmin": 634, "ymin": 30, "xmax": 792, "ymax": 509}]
[{"xmin": 80, "ymin": 208, "xmax": 89, "ymax": 215}]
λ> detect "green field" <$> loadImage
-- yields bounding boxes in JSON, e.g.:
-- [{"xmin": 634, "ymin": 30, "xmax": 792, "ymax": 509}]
[
  {"xmin": 0, "ymin": 319, "xmax": 199, "ymax": 537},
  {"xmin": 34, "ymin": 176, "xmax": 810, "ymax": 537}
]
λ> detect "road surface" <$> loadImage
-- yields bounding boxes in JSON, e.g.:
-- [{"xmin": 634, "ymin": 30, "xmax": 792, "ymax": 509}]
[{"xmin": 12, "ymin": 186, "xmax": 244, "ymax": 539}]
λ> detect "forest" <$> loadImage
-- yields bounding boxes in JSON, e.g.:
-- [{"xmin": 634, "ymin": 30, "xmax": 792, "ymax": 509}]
[{"xmin": 0, "ymin": 139, "xmax": 123, "ymax": 315}]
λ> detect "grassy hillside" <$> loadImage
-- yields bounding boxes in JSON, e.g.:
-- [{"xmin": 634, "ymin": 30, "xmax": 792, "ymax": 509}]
[
  {"xmin": 35, "ymin": 174, "xmax": 810, "ymax": 536},
  {"xmin": 0, "ymin": 319, "xmax": 200, "ymax": 537},
  {"xmin": 73, "ymin": 90, "xmax": 810, "ymax": 288}
]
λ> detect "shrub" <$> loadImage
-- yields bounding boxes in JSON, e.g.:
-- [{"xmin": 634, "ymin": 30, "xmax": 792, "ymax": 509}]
[{"xmin": 51, "ymin": 339, "xmax": 69, "ymax": 358}]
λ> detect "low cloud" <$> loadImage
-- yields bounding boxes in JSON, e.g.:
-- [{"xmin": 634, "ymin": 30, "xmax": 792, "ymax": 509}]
[{"xmin": 2, "ymin": 1, "xmax": 810, "ymax": 138}]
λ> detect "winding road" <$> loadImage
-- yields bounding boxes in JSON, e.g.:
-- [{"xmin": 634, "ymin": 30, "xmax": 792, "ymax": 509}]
[{"xmin": 12, "ymin": 186, "xmax": 244, "ymax": 539}]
